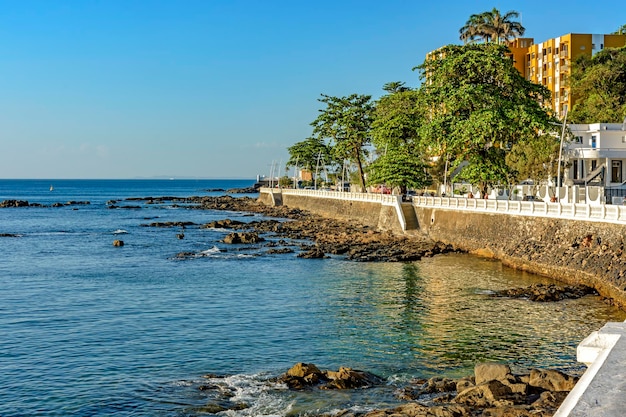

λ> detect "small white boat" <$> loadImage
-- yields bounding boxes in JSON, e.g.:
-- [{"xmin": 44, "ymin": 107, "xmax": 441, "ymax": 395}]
[{"xmin": 50, "ymin": 185, "xmax": 54, "ymax": 191}]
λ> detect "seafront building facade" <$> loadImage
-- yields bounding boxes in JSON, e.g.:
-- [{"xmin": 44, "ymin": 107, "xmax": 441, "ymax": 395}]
[{"xmin": 564, "ymin": 122, "xmax": 626, "ymax": 188}]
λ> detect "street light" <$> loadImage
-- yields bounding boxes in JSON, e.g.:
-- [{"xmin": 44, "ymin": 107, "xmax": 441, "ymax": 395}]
[{"xmin": 556, "ymin": 107, "xmax": 569, "ymax": 190}]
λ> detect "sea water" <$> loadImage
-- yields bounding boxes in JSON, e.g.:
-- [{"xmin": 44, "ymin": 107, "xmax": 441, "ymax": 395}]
[{"xmin": 1, "ymin": 179, "xmax": 624, "ymax": 416}]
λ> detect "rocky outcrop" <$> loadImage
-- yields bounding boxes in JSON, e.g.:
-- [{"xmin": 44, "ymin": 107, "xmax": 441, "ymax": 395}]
[
  {"xmin": 277, "ymin": 363, "xmax": 383, "ymax": 390},
  {"xmin": 201, "ymin": 219, "xmax": 246, "ymax": 229},
  {"xmin": 361, "ymin": 362, "xmax": 578, "ymax": 417},
  {"xmin": 493, "ymin": 283, "xmax": 597, "ymax": 301},
  {"xmin": 0, "ymin": 200, "xmax": 30, "ymax": 207},
  {"xmin": 142, "ymin": 221, "xmax": 195, "ymax": 228},
  {"xmin": 113, "ymin": 240, "xmax": 124, "ymax": 247},
  {"xmin": 223, "ymin": 232, "xmax": 263, "ymax": 244}
]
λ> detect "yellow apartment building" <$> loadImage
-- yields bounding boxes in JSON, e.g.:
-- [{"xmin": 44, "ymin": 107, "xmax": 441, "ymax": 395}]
[
  {"xmin": 510, "ymin": 34, "xmax": 626, "ymax": 118},
  {"xmin": 428, "ymin": 33, "xmax": 626, "ymax": 119}
]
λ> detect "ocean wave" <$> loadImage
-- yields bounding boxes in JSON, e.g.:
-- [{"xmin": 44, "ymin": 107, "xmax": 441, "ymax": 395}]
[
  {"xmin": 200, "ymin": 373, "xmax": 292, "ymax": 417},
  {"xmin": 201, "ymin": 246, "xmax": 221, "ymax": 255}
]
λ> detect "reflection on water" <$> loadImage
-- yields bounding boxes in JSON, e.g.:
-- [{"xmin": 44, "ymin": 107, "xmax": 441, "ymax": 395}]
[
  {"xmin": 175, "ymin": 253, "xmax": 626, "ymax": 416},
  {"xmin": 318, "ymin": 253, "xmax": 625, "ymax": 379}
]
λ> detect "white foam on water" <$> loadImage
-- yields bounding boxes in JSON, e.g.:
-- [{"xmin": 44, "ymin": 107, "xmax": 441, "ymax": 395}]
[
  {"xmin": 201, "ymin": 246, "xmax": 221, "ymax": 255},
  {"xmin": 206, "ymin": 373, "xmax": 294, "ymax": 417},
  {"xmin": 112, "ymin": 229, "xmax": 129, "ymax": 234}
]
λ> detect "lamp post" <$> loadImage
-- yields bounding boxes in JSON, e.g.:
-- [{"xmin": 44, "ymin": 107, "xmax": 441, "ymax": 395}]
[{"xmin": 556, "ymin": 107, "xmax": 568, "ymax": 189}]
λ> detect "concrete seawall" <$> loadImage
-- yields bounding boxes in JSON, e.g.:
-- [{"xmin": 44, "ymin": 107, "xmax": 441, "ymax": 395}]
[{"xmin": 415, "ymin": 207, "xmax": 626, "ymax": 309}]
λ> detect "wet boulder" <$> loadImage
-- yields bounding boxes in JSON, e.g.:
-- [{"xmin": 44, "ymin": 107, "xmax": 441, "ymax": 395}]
[
  {"xmin": 321, "ymin": 367, "xmax": 383, "ymax": 390},
  {"xmin": 223, "ymin": 232, "xmax": 263, "ymax": 244},
  {"xmin": 528, "ymin": 369, "xmax": 578, "ymax": 392}
]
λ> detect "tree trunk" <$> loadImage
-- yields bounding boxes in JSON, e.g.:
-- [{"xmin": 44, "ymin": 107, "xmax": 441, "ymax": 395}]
[{"xmin": 355, "ymin": 151, "xmax": 367, "ymax": 193}]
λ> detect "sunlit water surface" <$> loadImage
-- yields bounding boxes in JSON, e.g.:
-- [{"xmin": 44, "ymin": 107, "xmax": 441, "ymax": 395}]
[{"xmin": 0, "ymin": 179, "xmax": 623, "ymax": 416}]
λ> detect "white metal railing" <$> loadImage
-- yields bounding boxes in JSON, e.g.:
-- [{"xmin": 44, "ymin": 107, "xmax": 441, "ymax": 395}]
[
  {"xmin": 413, "ymin": 196, "xmax": 626, "ymax": 224},
  {"xmin": 263, "ymin": 188, "xmax": 399, "ymax": 204}
]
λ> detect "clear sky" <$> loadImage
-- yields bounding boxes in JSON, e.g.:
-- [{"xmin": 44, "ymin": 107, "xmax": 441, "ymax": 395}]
[{"xmin": 1, "ymin": 0, "xmax": 624, "ymax": 179}]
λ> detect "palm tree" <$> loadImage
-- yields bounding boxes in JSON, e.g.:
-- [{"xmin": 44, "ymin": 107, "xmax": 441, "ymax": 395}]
[
  {"xmin": 459, "ymin": 8, "xmax": 525, "ymax": 45},
  {"xmin": 459, "ymin": 13, "xmax": 491, "ymax": 44}
]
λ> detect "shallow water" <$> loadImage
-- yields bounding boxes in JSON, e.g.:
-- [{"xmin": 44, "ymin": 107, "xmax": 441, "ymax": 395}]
[{"xmin": 1, "ymin": 179, "xmax": 624, "ymax": 416}]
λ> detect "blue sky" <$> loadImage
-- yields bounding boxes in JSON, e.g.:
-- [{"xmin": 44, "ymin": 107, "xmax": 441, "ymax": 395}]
[{"xmin": 1, "ymin": 0, "xmax": 624, "ymax": 179}]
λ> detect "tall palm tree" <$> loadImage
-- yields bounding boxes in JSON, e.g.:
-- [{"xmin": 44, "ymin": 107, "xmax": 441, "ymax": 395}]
[
  {"xmin": 459, "ymin": 8, "xmax": 525, "ymax": 45},
  {"xmin": 459, "ymin": 13, "xmax": 490, "ymax": 44}
]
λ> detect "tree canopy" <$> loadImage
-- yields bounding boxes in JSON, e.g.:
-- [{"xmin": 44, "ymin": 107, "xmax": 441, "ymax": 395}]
[
  {"xmin": 286, "ymin": 136, "xmax": 333, "ymax": 182},
  {"xmin": 417, "ymin": 43, "xmax": 558, "ymax": 197},
  {"xmin": 459, "ymin": 8, "xmax": 525, "ymax": 45},
  {"xmin": 310, "ymin": 94, "xmax": 374, "ymax": 192},
  {"xmin": 369, "ymin": 83, "xmax": 431, "ymax": 193},
  {"xmin": 569, "ymin": 46, "xmax": 626, "ymax": 123}
]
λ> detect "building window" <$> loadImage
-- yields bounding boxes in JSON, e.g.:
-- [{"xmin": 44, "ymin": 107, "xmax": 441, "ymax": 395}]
[
  {"xmin": 573, "ymin": 160, "xmax": 579, "ymax": 179},
  {"xmin": 591, "ymin": 135, "xmax": 597, "ymax": 149},
  {"xmin": 592, "ymin": 43, "xmax": 596, "ymax": 49},
  {"xmin": 622, "ymin": 136, "xmax": 626, "ymax": 143},
  {"xmin": 612, "ymin": 160, "xmax": 622, "ymax": 183},
  {"xmin": 574, "ymin": 136, "xmax": 583, "ymax": 143},
  {"xmin": 592, "ymin": 160, "xmax": 598, "ymax": 171},
  {"xmin": 601, "ymin": 43, "xmax": 604, "ymax": 49}
]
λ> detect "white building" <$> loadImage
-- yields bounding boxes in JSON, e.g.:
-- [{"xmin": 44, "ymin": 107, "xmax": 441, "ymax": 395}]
[{"xmin": 564, "ymin": 122, "xmax": 626, "ymax": 188}]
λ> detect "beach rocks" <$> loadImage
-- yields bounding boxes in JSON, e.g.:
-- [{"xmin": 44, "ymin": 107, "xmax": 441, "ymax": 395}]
[
  {"xmin": 201, "ymin": 219, "xmax": 246, "ymax": 229},
  {"xmin": 223, "ymin": 232, "xmax": 263, "ymax": 244},
  {"xmin": 143, "ymin": 221, "xmax": 195, "ymax": 228},
  {"xmin": 297, "ymin": 247, "xmax": 327, "ymax": 259},
  {"xmin": 493, "ymin": 283, "xmax": 597, "ymax": 301},
  {"xmin": 278, "ymin": 363, "xmax": 383, "ymax": 391},
  {"xmin": 0, "ymin": 199, "xmax": 30, "ymax": 207},
  {"xmin": 113, "ymin": 240, "xmax": 124, "ymax": 247},
  {"xmin": 362, "ymin": 362, "xmax": 578, "ymax": 417}
]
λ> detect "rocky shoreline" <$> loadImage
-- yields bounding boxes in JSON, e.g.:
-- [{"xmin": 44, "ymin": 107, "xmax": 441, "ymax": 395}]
[
  {"xmin": 131, "ymin": 195, "xmax": 459, "ymax": 262},
  {"xmin": 196, "ymin": 362, "xmax": 578, "ymax": 416}
]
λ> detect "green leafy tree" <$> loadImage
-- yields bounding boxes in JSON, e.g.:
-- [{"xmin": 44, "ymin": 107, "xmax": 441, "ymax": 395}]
[
  {"xmin": 286, "ymin": 137, "xmax": 333, "ymax": 183},
  {"xmin": 569, "ymin": 46, "xmax": 626, "ymax": 123},
  {"xmin": 370, "ymin": 83, "xmax": 430, "ymax": 193},
  {"xmin": 366, "ymin": 148, "xmax": 431, "ymax": 194},
  {"xmin": 311, "ymin": 94, "xmax": 374, "ymax": 192},
  {"xmin": 459, "ymin": 8, "xmax": 525, "ymax": 45},
  {"xmin": 417, "ymin": 43, "xmax": 558, "ymax": 198},
  {"xmin": 506, "ymin": 134, "xmax": 560, "ymax": 186}
]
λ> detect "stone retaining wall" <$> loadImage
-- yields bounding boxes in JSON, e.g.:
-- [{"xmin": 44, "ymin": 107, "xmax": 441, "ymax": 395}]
[{"xmin": 413, "ymin": 206, "xmax": 626, "ymax": 308}]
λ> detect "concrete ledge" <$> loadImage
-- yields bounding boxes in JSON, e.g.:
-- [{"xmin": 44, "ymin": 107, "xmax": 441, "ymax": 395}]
[{"xmin": 555, "ymin": 320, "xmax": 626, "ymax": 416}]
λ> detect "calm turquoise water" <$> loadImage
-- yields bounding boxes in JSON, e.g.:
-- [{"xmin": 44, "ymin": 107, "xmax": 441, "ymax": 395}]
[{"xmin": 1, "ymin": 179, "xmax": 624, "ymax": 416}]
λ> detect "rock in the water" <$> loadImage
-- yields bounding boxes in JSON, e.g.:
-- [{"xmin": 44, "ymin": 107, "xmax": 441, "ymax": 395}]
[
  {"xmin": 454, "ymin": 380, "xmax": 514, "ymax": 408},
  {"xmin": 493, "ymin": 283, "xmax": 596, "ymax": 302},
  {"xmin": 278, "ymin": 363, "xmax": 382, "ymax": 391},
  {"xmin": 113, "ymin": 240, "xmax": 124, "ymax": 247},
  {"xmin": 223, "ymin": 232, "xmax": 263, "ymax": 244},
  {"xmin": 322, "ymin": 367, "xmax": 383, "ymax": 390},
  {"xmin": 528, "ymin": 369, "xmax": 578, "ymax": 392},
  {"xmin": 475, "ymin": 363, "xmax": 511, "ymax": 385},
  {"xmin": 297, "ymin": 248, "xmax": 326, "ymax": 258},
  {"xmin": 0, "ymin": 199, "xmax": 30, "ymax": 208}
]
